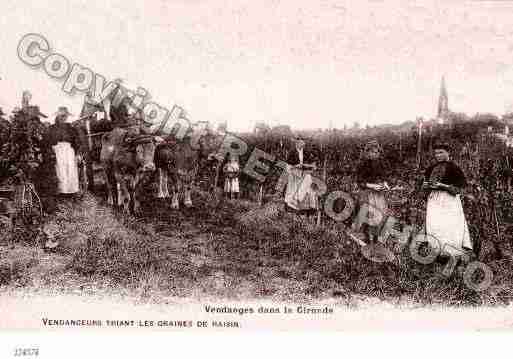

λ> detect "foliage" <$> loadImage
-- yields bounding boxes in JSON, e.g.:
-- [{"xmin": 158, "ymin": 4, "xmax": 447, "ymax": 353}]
[
  {"xmin": 237, "ymin": 116, "xmax": 513, "ymax": 261},
  {"xmin": 0, "ymin": 108, "xmax": 58, "ymax": 216}
]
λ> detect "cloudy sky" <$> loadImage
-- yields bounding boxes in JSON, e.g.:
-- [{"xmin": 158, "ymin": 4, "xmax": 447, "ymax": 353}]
[{"xmin": 1, "ymin": 1, "xmax": 513, "ymax": 131}]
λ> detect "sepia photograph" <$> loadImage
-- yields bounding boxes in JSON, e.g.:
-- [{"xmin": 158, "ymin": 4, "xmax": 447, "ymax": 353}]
[{"xmin": 1, "ymin": 2, "xmax": 513, "ymax": 354}]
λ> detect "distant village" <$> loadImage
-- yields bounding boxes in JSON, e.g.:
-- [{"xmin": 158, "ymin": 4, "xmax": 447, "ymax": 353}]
[{"xmin": 249, "ymin": 77, "xmax": 513, "ymax": 148}]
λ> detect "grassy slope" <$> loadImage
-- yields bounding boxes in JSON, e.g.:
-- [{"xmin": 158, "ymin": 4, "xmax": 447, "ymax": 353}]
[{"xmin": 0, "ymin": 188, "xmax": 512, "ymax": 308}]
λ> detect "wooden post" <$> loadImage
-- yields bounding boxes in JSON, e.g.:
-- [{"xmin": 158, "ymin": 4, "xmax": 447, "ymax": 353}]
[
  {"xmin": 83, "ymin": 114, "xmax": 95, "ymax": 191},
  {"xmin": 316, "ymin": 155, "xmax": 327, "ymax": 227},
  {"xmin": 399, "ymin": 132, "xmax": 403, "ymax": 161},
  {"xmin": 85, "ymin": 116, "xmax": 93, "ymax": 151},
  {"xmin": 493, "ymin": 202, "xmax": 501, "ymax": 242},
  {"xmin": 214, "ymin": 159, "xmax": 220, "ymax": 193},
  {"xmin": 428, "ymin": 122, "xmax": 433, "ymax": 154},
  {"xmin": 316, "ymin": 136, "xmax": 326, "ymax": 227},
  {"xmin": 258, "ymin": 132, "xmax": 269, "ymax": 205},
  {"xmin": 416, "ymin": 117, "xmax": 423, "ymax": 170}
]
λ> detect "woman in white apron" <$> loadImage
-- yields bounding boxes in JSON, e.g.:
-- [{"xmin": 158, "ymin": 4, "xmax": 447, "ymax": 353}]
[
  {"xmin": 284, "ymin": 138, "xmax": 318, "ymax": 214},
  {"xmin": 355, "ymin": 140, "xmax": 390, "ymax": 244},
  {"xmin": 422, "ymin": 142, "xmax": 473, "ymax": 258},
  {"xmin": 45, "ymin": 106, "xmax": 81, "ymax": 195}
]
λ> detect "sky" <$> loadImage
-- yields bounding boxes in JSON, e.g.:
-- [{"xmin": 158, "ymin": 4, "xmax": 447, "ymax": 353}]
[{"xmin": 2, "ymin": 1, "xmax": 513, "ymax": 132}]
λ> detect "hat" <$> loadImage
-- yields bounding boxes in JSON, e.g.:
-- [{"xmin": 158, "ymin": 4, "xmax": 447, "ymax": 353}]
[
  {"xmin": 294, "ymin": 137, "xmax": 306, "ymax": 146},
  {"xmin": 54, "ymin": 106, "xmax": 72, "ymax": 117},
  {"xmin": 364, "ymin": 139, "xmax": 382, "ymax": 153},
  {"xmin": 112, "ymin": 78, "xmax": 125, "ymax": 89},
  {"xmin": 433, "ymin": 141, "xmax": 451, "ymax": 152}
]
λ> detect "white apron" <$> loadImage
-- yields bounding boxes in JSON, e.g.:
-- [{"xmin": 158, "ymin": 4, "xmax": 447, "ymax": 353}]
[
  {"xmin": 53, "ymin": 142, "xmax": 79, "ymax": 194},
  {"xmin": 425, "ymin": 190, "xmax": 472, "ymax": 256},
  {"xmin": 284, "ymin": 167, "xmax": 318, "ymax": 211},
  {"xmin": 224, "ymin": 178, "xmax": 240, "ymax": 193},
  {"xmin": 223, "ymin": 162, "xmax": 240, "ymax": 193},
  {"xmin": 354, "ymin": 190, "xmax": 388, "ymax": 236}
]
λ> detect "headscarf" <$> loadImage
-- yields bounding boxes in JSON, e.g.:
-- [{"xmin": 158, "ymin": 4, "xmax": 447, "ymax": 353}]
[
  {"xmin": 361, "ymin": 139, "xmax": 383, "ymax": 159},
  {"xmin": 433, "ymin": 141, "xmax": 451, "ymax": 153},
  {"xmin": 294, "ymin": 138, "xmax": 305, "ymax": 149}
]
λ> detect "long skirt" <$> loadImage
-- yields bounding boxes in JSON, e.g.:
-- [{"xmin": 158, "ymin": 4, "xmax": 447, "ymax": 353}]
[
  {"xmin": 426, "ymin": 190, "xmax": 472, "ymax": 256},
  {"xmin": 53, "ymin": 142, "xmax": 79, "ymax": 194},
  {"xmin": 284, "ymin": 168, "xmax": 318, "ymax": 211},
  {"xmin": 354, "ymin": 190, "xmax": 388, "ymax": 238}
]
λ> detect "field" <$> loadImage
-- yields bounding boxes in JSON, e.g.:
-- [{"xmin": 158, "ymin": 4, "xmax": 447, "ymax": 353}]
[
  {"xmin": 1, "ymin": 184, "xmax": 512, "ymax": 309},
  {"xmin": 1, "ymin": 115, "xmax": 513, "ymax": 311}
]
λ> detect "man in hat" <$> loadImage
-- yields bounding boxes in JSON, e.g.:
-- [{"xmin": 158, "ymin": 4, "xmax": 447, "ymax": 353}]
[
  {"xmin": 0, "ymin": 108, "xmax": 10, "ymax": 175},
  {"xmin": 22, "ymin": 90, "xmax": 32, "ymax": 110},
  {"xmin": 44, "ymin": 106, "xmax": 81, "ymax": 196},
  {"xmin": 0, "ymin": 107, "xmax": 9, "ymax": 146},
  {"xmin": 80, "ymin": 78, "xmax": 125, "ymax": 124}
]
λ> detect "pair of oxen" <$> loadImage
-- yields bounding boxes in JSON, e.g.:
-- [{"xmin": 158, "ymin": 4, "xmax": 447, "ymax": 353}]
[
  {"xmin": 84, "ymin": 117, "xmax": 220, "ymax": 215},
  {"xmin": 78, "ymin": 88, "xmax": 222, "ymax": 214},
  {"xmin": 98, "ymin": 125, "xmax": 202, "ymax": 214}
]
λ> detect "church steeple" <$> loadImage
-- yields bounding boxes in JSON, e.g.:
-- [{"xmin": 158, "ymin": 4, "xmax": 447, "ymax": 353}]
[{"xmin": 437, "ymin": 76, "xmax": 449, "ymax": 122}]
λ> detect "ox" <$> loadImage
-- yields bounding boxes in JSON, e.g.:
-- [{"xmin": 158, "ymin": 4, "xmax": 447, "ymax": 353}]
[
  {"xmin": 100, "ymin": 127, "xmax": 157, "ymax": 214},
  {"xmin": 155, "ymin": 137, "xmax": 200, "ymax": 209},
  {"xmin": 153, "ymin": 122, "xmax": 224, "ymax": 209}
]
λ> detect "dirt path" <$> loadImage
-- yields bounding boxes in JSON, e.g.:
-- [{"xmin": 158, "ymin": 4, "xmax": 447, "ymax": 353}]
[{"xmin": 1, "ymin": 193, "xmax": 320, "ymax": 302}]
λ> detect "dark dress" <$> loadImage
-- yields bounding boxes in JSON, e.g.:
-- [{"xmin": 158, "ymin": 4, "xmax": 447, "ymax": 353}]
[
  {"xmin": 356, "ymin": 159, "xmax": 389, "ymax": 189},
  {"xmin": 423, "ymin": 160, "xmax": 472, "ymax": 255},
  {"xmin": 354, "ymin": 158, "xmax": 390, "ymax": 239},
  {"xmin": 44, "ymin": 122, "xmax": 81, "ymax": 153},
  {"xmin": 424, "ymin": 161, "xmax": 466, "ymax": 193},
  {"xmin": 286, "ymin": 147, "xmax": 316, "ymax": 167}
]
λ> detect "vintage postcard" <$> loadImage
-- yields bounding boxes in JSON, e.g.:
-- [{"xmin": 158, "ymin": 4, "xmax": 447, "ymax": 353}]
[{"xmin": 1, "ymin": 0, "xmax": 513, "ymax": 352}]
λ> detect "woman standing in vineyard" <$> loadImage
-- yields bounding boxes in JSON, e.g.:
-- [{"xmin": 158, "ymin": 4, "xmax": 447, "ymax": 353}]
[
  {"xmin": 354, "ymin": 140, "xmax": 390, "ymax": 244},
  {"xmin": 422, "ymin": 142, "xmax": 473, "ymax": 257},
  {"xmin": 44, "ymin": 107, "xmax": 81, "ymax": 197},
  {"xmin": 284, "ymin": 138, "xmax": 318, "ymax": 214}
]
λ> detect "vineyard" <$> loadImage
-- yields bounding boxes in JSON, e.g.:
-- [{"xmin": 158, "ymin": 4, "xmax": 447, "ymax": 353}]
[
  {"xmin": 0, "ymin": 108, "xmax": 513, "ymax": 307},
  {"xmin": 237, "ymin": 115, "xmax": 513, "ymax": 263}
]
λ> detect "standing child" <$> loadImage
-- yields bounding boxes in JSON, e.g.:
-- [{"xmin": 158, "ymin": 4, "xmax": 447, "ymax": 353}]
[{"xmin": 223, "ymin": 154, "xmax": 240, "ymax": 199}]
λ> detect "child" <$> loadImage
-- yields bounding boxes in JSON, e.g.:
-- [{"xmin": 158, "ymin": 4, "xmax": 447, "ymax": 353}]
[{"xmin": 223, "ymin": 154, "xmax": 240, "ymax": 199}]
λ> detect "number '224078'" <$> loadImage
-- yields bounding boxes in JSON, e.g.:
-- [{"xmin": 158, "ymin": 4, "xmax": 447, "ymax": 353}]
[{"xmin": 13, "ymin": 348, "xmax": 39, "ymax": 357}]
